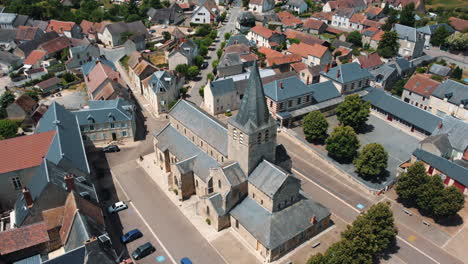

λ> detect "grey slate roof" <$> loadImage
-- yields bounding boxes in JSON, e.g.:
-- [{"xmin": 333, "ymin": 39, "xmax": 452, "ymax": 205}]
[
  {"xmin": 13, "ymin": 15, "xmax": 29, "ymax": 27},
  {"xmin": 226, "ymin": 34, "xmax": 252, "ymax": 47},
  {"xmin": 219, "ymin": 52, "xmax": 242, "ymax": 67},
  {"xmin": 0, "ymin": 29, "xmax": 16, "ymax": 42},
  {"xmin": 429, "ymin": 64, "xmax": 451, "ymax": 77},
  {"xmin": 334, "ymin": 8, "xmax": 354, "ymax": 18},
  {"xmin": 394, "ymin": 24, "xmax": 418, "ymax": 42},
  {"xmin": 417, "ymin": 23, "xmax": 454, "ymax": 35},
  {"xmin": 248, "ymin": 160, "xmax": 290, "ymax": 198},
  {"xmin": 154, "ymin": 124, "xmax": 219, "ymax": 181},
  {"xmin": 363, "ymin": 87, "xmax": 442, "ymax": 133},
  {"xmin": 229, "ymin": 63, "xmax": 276, "ymax": 134},
  {"xmin": 105, "ymin": 21, "xmax": 148, "ymax": 38},
  {"xmin": 17, "ymin": 31, "xmax": 59, "ymax": 57},
  {"xmin": 309, "ymin": 80, "xmax": 341, "ymax": 103},
  {"xmin": 36, "ymin": 102, "xmax": 90, "ymax": 175},
  {"xmin": 388, "ymin": 58, "xmax": 412, "ymax": 75},
  {"xmin": 413, "ymin": 148, "xmax": 468, "ymax": 186},
  {"xmin": 321, "ymin": 62, "xmax": 373, "ymax": 84},
  {"xmin": 230, "ymin": 194, "xmax": 330, "ymax": 249},
  {"xmin": 73, "ymin": 98, "xmax": 133, "ymax": 125},
  {"xmin": 169, "ymin": 100, "xmax": 228, "ymax": 156},
  {"xmin": 0, "ymin": 51, "xmax": 22, "ymax": 65},
  {"xmin": 420, "ymin": 134, "xmax": 452, "ymax": 157},
  {"xmin": 331, "ymin": 39, "xmax": 354, "ymax": 49},
  {"xmin": 287, "ymin": 0, "xmax": 306, "ymax": 7},
  {"xmin": 431, "ymin": 80, "xmax": 468, "ymax": 110},
  {"xmin": 263, "ymin": 76, "xmax": 312, "ymax": 101},
  {"xmin": 147, "ymin": 71, "xmax": 175, "ymax": 95},
  {"xmin": 221, "ymin": 162, "xmax": 247, "ymax": 186},
  {"xmin": 210, "ymin": 78, "xmax": 236, "ymax": 97},
  {"xmin": 371, "ymin": 64, "xmax": 397, "ymax": 81},
  {"xmin": 14, "ymin": 254, "xmax": 41, "ymax": 264},
  {"xmin": 207, "ymin": 192, "xmax": 226, "ymax": 216},
  {"xmin": 43, "ymin": 245, "xmax": 86, "ymax": 264},
  {"xmin": 432, "ymin": 115, "xmax": 468, "ymax": 153}
]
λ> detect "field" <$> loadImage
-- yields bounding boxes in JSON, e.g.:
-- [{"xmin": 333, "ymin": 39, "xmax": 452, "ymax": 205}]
[{"xmin": 426, "ymin": 0, "xmax": 468, "ymax": 9}]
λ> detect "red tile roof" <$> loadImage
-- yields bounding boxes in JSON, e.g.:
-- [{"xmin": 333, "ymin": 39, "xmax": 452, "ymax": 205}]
[
  {"xmin": 350, "ymin": 13, "xmax": 366, "ymax": 24},
  {"xmin": 42, "ymin": 206, "xmax": 65, "ymax": 230},
  {"xmin": 224, "ymin": 44, "xmax": 250, "ymax": 54},
  {"xmin": 36, "ymin": 76, "xmax": 61, "ymax": 90},
  {"xmin": 288, "ymin": 42, "xmax": 328, "ymax": 59},
  {"xmin": 449, "ymin": 17, "xmax": 468, "ymax": 32},
  {"xmin": 40, "ymin": 36, "xmax": 71, "ymax": 54},
  {"xmin": 335, "ymin": 46, "xmax": 352, "ymax": 56},
  {"xmin": 291, "ymin": 61, "xmax": 308, "ymax": 72},
  {"xmin": 240, "ymin": 53, "xmax": 258, "ymax": 62},
  {"xmin": 258, "ymin": 46, "xmax": 283, "ymax": 58},
  {"xmin": 16, "ymin": 26, "xmax": 41, "ymax": 41},
  {"xmin": 13, "ymin": 94, "xmax": 37, "ymax": 112},
  {"xmin": 278, "ymin": 11, "xmax": 303, "ymax": 27},
  {"xmin": 304, "ymin": 19, "xmax": 325, "ymax": 30},
  {"xmin": 362, "ymin": 19, "xmax": 382, "ymax": 28},
  {"xmin": 46, "ymin": 20, "xmax": 76, "ymax": 34},
  {"xmin": 371, "ymin": 30, "xmax": 384, "ymax": 41},
  {"xmin": 250, "ymin": 25, "xmax": 275, "ymax": 39},
  {"xmin": 0, "ymin": 222, "xmax": 49, "ymax": 255},
  {"xmin": 86, "ymin": 61, "xmax": 123, "ymax": 94},
  {"xmin": 404, "ymin": 74, "xmax": 441, "ymax": 97},
  {"xmin": 266, "ymin": 54, "xmax": 302, "ymax": 66},
  {"xmin": 80, "ymin": 19, "xmax": 95, "ymax": 35},
  {"xmin": 0, "ymin": 131, "xmax": 55, "ymax": 173},
  {"xmin": 326, "ymin": 27, "xmax": 346, "ymax": 35},
  {"xmin": 311, "ymin": 12, "xmax": 333, "ymax": 22},
  {"xmin": 23, "ymin": 50, "xmax": 46, "ymax": 65},
  {"xmin": 357, "ymin": 52, "xmax": 383, "ymax": 68},
  {"xmin": 284, "ymin": 29, "xmax": 326, "ymax": 46},
  {"xmin": 365, "ymin": 6, "xmax": 383, "ymax": 16}
]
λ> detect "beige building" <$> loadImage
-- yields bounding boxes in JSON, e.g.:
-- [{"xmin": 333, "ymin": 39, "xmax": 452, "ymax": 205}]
[
  {"xmin": 204, "ymin": 79, "xmax": 238, "ymax": 115},
  {"xmin": 319, "ymin": 62, "xmax": 373, "ymax": 94},
  {"xmin": 429, "ymin": 80, "xmax": 468, "ymax": 121},
  {"xmin": 141, "ymin": 70, "xmax": 182, "ymax": 116}
]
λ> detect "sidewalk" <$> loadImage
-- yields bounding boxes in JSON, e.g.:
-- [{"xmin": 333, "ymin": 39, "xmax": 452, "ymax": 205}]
[{"xmin": 137, "ymin": 153, "xmax": 226, "ymax": 242}]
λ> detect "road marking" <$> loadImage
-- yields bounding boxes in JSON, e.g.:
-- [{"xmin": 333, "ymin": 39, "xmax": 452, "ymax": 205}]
[
  {"xmin": 113, "ymin": 172, "xmax": 177, "ymax": 264},
  {"xmin": 408, "ymin": 235, "xmax": 417, "ymax": 242},
  {"xmin": 396, "ymin": 237, "xmax": 440, "ymax": 264}
]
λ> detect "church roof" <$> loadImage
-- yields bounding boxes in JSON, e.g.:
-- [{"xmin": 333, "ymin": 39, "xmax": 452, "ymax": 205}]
[
  {"xmin": 248, "ymin": 160, "xmax": 292, "ymax": 198},
  {"xmin": 228, "ymin": 62, "xmax": 276, "ymax": 134}
]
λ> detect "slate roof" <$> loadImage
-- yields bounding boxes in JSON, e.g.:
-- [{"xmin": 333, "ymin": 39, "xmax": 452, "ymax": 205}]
[
  {"xmin": 169, "ymin": 100, "xmax": 228, "ymax": 156},
  {"xmin": 371, "ymin": 64, "xmax": 397, "ymax": 81},
  {"xmin": 388, "ymin": 57, "xmax": 411, "ymax": 75},
  {"xmin": 221, "ymin": 162, "xmax": 247, "ymax": 186},
  {"xmin": 210, "ymin": 79, "xmax": 236, "ymax": 97},
  {"xmin": 362, "ymin": 87, "xmax": 442, "ymax": 133},
  {"xmin": 404, "ymin": 74, "xmax": 440, "ymax": 97},
  {"xmin": 0, "ymin": 13, "xmax": 17, "ymax": 24},
  {"xmin": 417, "ymin": 23, "xmax": 454, "ymax": 35},
  {"xmin": 334, "ymin": 8, "xmax": 354, "ymax": 18},
  {"xmin": 394, "ymin": 24, "xmax": 418, "ymax": 42},
  {"xmin": 429, "ymin": 64, "xmax": 451, "ymax": 77},
  {"xmin": 154, "ymin": 124, "xmax": 219, "ymax": 181},
  {"xmin": 432, "ymin": 115, "xmax": 468, "ymax": 152},
  {"xmin": 286, "ymin": 0, "xmax": 306, "ymax": 7},
  {"xmin": 39, "ymin": 36, "xmax": 71, "ymax": 54},
  {"xmin": 331, "ymin": 39, "xmax": 353, "ymax": 49},
  {"xmin": 0, "ymin": 51, "xmax": 21, "ymax": 65},
  {"xmin": 230, "ymin": 194, "xmax": 330, "ymax": 249},
  {"xmin": 36, "ymin": 102, "xmax": 91, "ymax": 175},
  {"xmin": 420, "ymin": 134, "xmax": 452, "ymax": 157},
  {"xmin": 143, "ymin": 70, "xmax": 175, "ymax": 95},
  {"xmin": 207, "ymin": 193, "xmax": 225, "ymax": 216},
  {"xmin": 227, "ymin": 35, "xmax": 252, "ymax": 48},
  {"xmin": 16, "ymin": 26, "xmax": 41, "ymax": 41},
  {"xmin": 73, "ymin": 98, "xmax": 133, "ymax": 125},
  {"xmin": 13, "ymin": 15, "xmax": 29, "ymax": 28},
  {"xmin": 413, "ymin": 149, "xmax": 468, "ymax": 186},
  {"xmin": 431, "ymin": 80, "xmax": 468, "ymax": 110},
  {"xmin": 321, "ymin": 62, "xmax": 373, "ymax": 84},
  {"xmin": 309, "ymin": 80, "xmax": 341, "ymax": 103},
  {"xmin": 0, "ymin": 131, "xmax": 55, "ymax": 174},
  {"xmin": 264, "ymin": 76, "xmax": 312, "ymax": 101},
  {"xmin": 14, "ymin": 254, "xmax": 41, "ymax": 264},
  {"xmin": 219, "ymin": 52, "xmax": 242, "ymax": 67},
  {"xmin": 0, "ymin": 222, "xmax": 49, "ymax": 255},
  {"xmin": 0, "ymin": 28, "xmax": 17, "ymax": 42},
  {"xmin": 229, "ymin": 63, "xmax": 277, "ymax": 133},
  {"xmin": 81, "ymin": 58, "xmax": 116, "ymax": 76},
  {"xmin": 248, "ymin": 160, "xmax": 290, "ymax": 198},
  {"xmin": 17, "ymin": 31, "xmax": 60, "ymax": 57},
  {"xmin": 36, "ymin": 76, "xmax": 61, "ymax": 90},
  {"xmin": 105, "ymin": 21, "xmax": 148, "ymax": 37},
  {"xmin": 43, "ymin": 245, "xmax": 86, "ymax": 264}
]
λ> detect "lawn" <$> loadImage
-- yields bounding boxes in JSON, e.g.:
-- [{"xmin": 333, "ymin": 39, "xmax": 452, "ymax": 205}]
[
  {"xmin": 148, "ymin": 51, "xmax": 166, "ymax": 66},
  {"xmin": 426, "ymin": 0, "xmax": 468, "ymax": 9}
]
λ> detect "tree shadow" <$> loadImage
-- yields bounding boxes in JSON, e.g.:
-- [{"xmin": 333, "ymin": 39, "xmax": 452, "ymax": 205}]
[
  {"xmin": 360, "ymin": 170, "xmax": 390, "ymax": 184},
  {"xmin": 434, "ymin": 214, "xmax": 464, "ymax": 227},
  {"xmin": 305, "ymin": 135, "xmax": 327, "ymax": 146},
  {"xmin": 328, "ymin": 153, "xmax": 354, "ymax": 164},
  {"xmin": 357, "ymin": 123, "xmax": 375, "ymax": 134},
  {"xmin": 396, "ymin": 198, "xmax": 464, "ymax": 227},
  {"xmin": 377, "ymin": 238, "xmax": 400, "ymax": 263}
]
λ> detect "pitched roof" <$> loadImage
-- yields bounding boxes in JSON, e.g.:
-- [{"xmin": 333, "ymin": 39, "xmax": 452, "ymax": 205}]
[
  {"xmin": 284, "ymin": 29, "xmax": 326, "ymax": 46},
  {"xmin": 224, "ymin": 43, "xmax": 250, "ymax": 54},
  {"xmin": 371, "ymin": 29, "xmax": 385, "ymax": 41},
  {"xmin": 39, "ymin": 36, "xmax": 71, "ymax": 54},
  {"xmin": 0, "ymin": 28, "xmax": 16, "ymax": 42},
  {"xmin": 448, "ymin": 17, "xmax": 468, "ymax": 32},
  {"xmin": 350, "ymin": 13, "xmax": 366, "ymax": 24},
  {"xmin": 277, "ymin": 11, "xmax": 303, "ymax": 27},
  {"xmin": 221, "ymin": 162, "xmax": 247, "ymax": 186},
  {"xmin": 356, "ymin": 52, "xmax": 383, "ymax": 69},
  {"xmin": 266, "ymin": 53, "xmax": 302, "ymax": 66},
  {"xmin": 219, "ymin": 52, "xmax": 242, "ymax": 67},
  {"xmin": 81, "ymin": 58, "xmax": 116, "ymax": 76},
  {"xmin": 0, "ymin": 222, "xmax": 49, "ymax": 255},
  {"xmin": 209, "ymin": 79, "xmax": 236, "ymax": 97},
  {"xmin": 73, "ymin": 98, "xmax": 133, "ymax": 125},
  {"xmin": 248, "ymin": 160, "xmax": 290, "ymax": 197},
  {"xmin": 303, "ymin": 19, "xmax": 325, "ymax": 30},
  {"xmin": 226, "ymin": 34, "xmax": 252, "ymax": 47},
  {"xmin": 321, "ymin": 62, "xmax": 373, "ymax": 83},
  {"xmin": 404, "ymin": 74, "xmax": 440, "ymax": 97},
  {"xmin": 335, "ymin": 46, "xmax": 352, "ymax": 56},
  {"xmin": 333, "ymin": 8, "xmax": 354, "ymax": 18},
  {"xmin": 432, "ymin": 115, "xmax": 468, "ymax": 152},
  {"xmin": 36, "ymin": 76, "xmax": 61, "ymax": 90},
  {"xmin": 394, "ymin": 24, "xmax": 418, "ymax": 42},
  {"xmin": 105, "ymin": 21, "xmax": 148, "ymax": 37},
  {"xmin": 362, "ymin": 87, "xmax": 442, "ymax": 133},
  {"xmin": 286, "ymin": 0, "xmax": 306, "ymax": 7},
  {"xmin": 23, "ymin": 49, "xmax": 46, "ymax": 65},
  {"xmin": 250, "ymin": 25, "xmax": 275, "ymax": 39},
  {"xmin": 17, "ymin": 31, "xmax": 59, "ymax": 57},
  {"xmin": 229, "ymin": 63, "xmax": 276, "ymax": 133},
  {"xmin": 309, "ymin": 80, "xmax": 341, "ymax": 102},
  {"xmin": 362, "ymin": 19, "xmax": 382, "ymax": 28},
  {"xmin": 291, "ymin": 61, "xmax": 307, "ymax": 72},
  {"xmin": 417, "ymin": 23, "xmax": 454, "ymax": 35},
  {"xmin": 86, "ymin": 61, "xmax": 123, "ymax": 94},
  {"xmin": 288, "ymin": 42, "xmax": 328, "ymax": 58},
  {"xmin": 169, "ymin": 100, "xmax": 228, "ymax": 156},
  {"xmin": 257, "ymin": 46, "xmax": 283, "ymax": 59},
  {"xmin": 42, "ymin": 206, "xmax": 65, "ymax": 230},
  {"xmin": 429, "ymin": 64, "xmax": 451, "ymax": 77},
  {"xmin": 14, "ymin": 93, "xmax": 37, "ymax": 112},
  {"xmin": 240, "ymin": 53, "xmax": 259, "ymax": 62},
  {"xmin": 16, "ymin": 26, "xmax": 41, "ymax": 41},
  {"xmin": 47, "ymin": 20, "xmax": 76, "ymax": 34},
  {"xmin": 413, "ymin": 149, "xmax": 468, "ymax": 186},
  {"xmin": 311, "ymin": 12, "xmax": 333, "ymax": 22},
  {"xmin": 0, "ymin": 131, "xmax": 55, "ymax": 174},
  {"xmin": 264, "ymin": 76, "xmax": 311, "ymax": 101},
  {"xmin": 431, "ymin": 79, "xmax": 468, "ymax": 110},
  {"xmin": 365, "ymin": 6, "xmax": 383, "ymax": 16}
]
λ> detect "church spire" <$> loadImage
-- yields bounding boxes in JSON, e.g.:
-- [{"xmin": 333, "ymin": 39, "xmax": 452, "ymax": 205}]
[{"xmin": 232, "ymin": 62, "xmax": 273, "ymax": 132}]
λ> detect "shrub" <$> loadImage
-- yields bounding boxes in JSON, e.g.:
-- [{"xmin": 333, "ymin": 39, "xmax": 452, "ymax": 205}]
[{"xmin": 205, "ymin": 218, "xmax": 211, "ymax": 225}]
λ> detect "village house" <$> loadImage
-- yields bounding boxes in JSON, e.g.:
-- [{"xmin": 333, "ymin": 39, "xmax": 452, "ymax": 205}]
[
  {"xmin": 98, "ymin": 21, "xmax": 148, "ymax": 47},
  {"xmin": 285, "ymin": 0, "xmax": 308, "ymax": 14},
  {"xmin": 141, "ymin": 70, "xmax": 182, "ymax": 115},
  {"xmin": 361, "ymin": 27, "xmax": 384, "ymax": 49},
  {"xmin": 370, "ymin": 64, "xmax": 399, "ymax": 90},
  {"xmin": 416, "ymin": 23, "xmax": 454, "ymax": 49},
  {"xmin": 13, "ymin": 31, "xmax": 59, "ymax": 58},
  {"xmin": 331, "ymin": 8, "xmax": 355, "ymax": 29},
  {"xmin": 401, "ymin": 74, "xmax": 440, "ymax": 111},
  {"xmin": 355, "ymin": 52, "xmax": 384, "ymax": 70},
  {"xmin": 83, "ymin": 60, "xmax": 129, "ymax": 101},
  {"xmin": 0, "ymin": 51, "xmax": 22, "ymax": 73},
  {"xmin": 0, "ymin": 28, "xmax": 17, "ymax": 51},
  {"xmin": 429, "ymin": 80, "xmax": 468, "ymax": 121},
  {"xmin": 448, "ymin": 17, "xmax": 468, "ymax": 32},
  {"xmin": 80, "ymin": 19, "xmax": 111, "ymax": 41},
  {"xmin": 73, "ymin": 98, "xmax": 136, "ymax": 145},
  {"xmin": 277, "ymin": 11, "xmax": 303, "ymax": 29},
  {"xmin": 292, "ymin": 62, "xmax": 324, "ymax": 85},
  {"xmin": 15, "ymin": 26, "xmax": 44, "ymax": 44},
  {"xmin": 248, "ymin": 0, "xmax": 275, "ymax": 13},
  {"xmin": 204, "ymin": 78, "xmax": 238, "ymax": 115},
  {"xmin": 376, "ymin": 0, "xmax": 425, "ymax": 13},
  {"xmin": 128, "ymin": 58, "xmax": 158, "ymax": 95},
  {"xmin": 320, "ymin": 62, "xmax": 373, "ymax": 94},
  {"xmin": 147, "ymin": 3, "xmax": 185, "ymax": 25},
  {"xmin": 65, "ymin": 43, "xmax": 100, "ymax": 70},
  {"xmin": 6, "ymin": 94, "xmax": 38, "ymax": 122},
  {"xmin": 394, "ymin": 24, "xmax": 425, "ymax": 59},
  {"xmin": 190, "ymin": 0, "xmax": 219, "ymax": 25},
  {"xmin": 168, "ymin": 39, "xmax": 198, "ymax": 70},
  {"xmin": 323, "ymin": 0, "xmax": 366, "ymax": 13},
  {"xmin": 310, "ymin": 12, "xmax": 333, "ymax": 25},
  {"xmin": 303, "ymin": 19, "xmax": 327, "ymax": 34},
  {"xmin": 365, "ymin": 6, "xmax": 384, "ymax": 20},
  {"xmin": 287, "ymin": 42, "xmax": 332, "ymax": 67},
  {"xmin": 247, "ymin": 25, "xmax": 286, "ymax": 49},
  {"xmin": 46, "ymin": 20, "xmax": 82, "ymax": 39},
  {"xmin": 0, "ymin": 13, "xmax": 29, "ymax": 29},
  {"xmin": 35, "ymin": 76, "xmax": 62, "ymax": 94}
]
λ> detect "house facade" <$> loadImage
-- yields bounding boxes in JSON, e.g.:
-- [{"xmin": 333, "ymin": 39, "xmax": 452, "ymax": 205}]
[
  {"xmin": 430, "ymin": 80, "xmax": 468, "ymax": 121},
  {"xmin": 168, "ymin": 39, "xmax": 198, "ymax": 70},
  {"xmin": 285, "ymin": 0, "xmax": 308, "ymax": 13},
  {"xmin": 142, "ymin": 70, "xmax": 182, "ymax": 115},
  {"xmin": 204, "ymin": 78, "xmax": 238, "ymax": 115},
  {"xmin": 249, "ymin": 0, "xmax": 275, "ymax": 13},
  {"xmin": 247, "ymin": 25, "xmax": 286, "ymax": 49},
  {"xmin": 319, "ymin": 62, "xmax": 373, "ymax": 94},
  {"xmin": 401, "ymin": 74, "xmax": 440, "ymax": 111},
  {"xmin": 46, "ymin": 20, "xmax": 82, "ymax": 39},
  {"xmin": 287, "ymin": 42, "xmax": 332, "ymax": 67},
  {"xmin": 65, "ymin": 44, "xmax": 100, "ymax": 70},
  {"xmin": 394, "ymin": 24, "xmax": 425, "ymax": 59}
]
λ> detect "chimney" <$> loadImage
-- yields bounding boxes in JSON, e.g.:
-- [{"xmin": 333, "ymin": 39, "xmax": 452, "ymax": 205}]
[
  {"xmin": 324, "ymin": 64, "xmax": 329, "ymax": 73},
  {"xmin": 95, "ymin": 60, "xmax": 99, "ymax": 64},
  {"xmin": 64, "ymin": 173, "xmax": 75, "ymax": 192},
  {"xmin": 84, "ymin": 237, "xmax": 99, "ymax": 252},
  {"xmin": 337, "ymin": 69, "xmax": 341, "ymax": 79},
  {"xmin": 310, "ymin": 216, "xmax": 316, "ymax": 224},
  {"xmin": 279, "ymin": 81, "xmax": 283, "ymax": 89},
  {"xmin": 438, "ymin": 122, "xmax": 443, "ymax": 129},
  {"xmin": 23, "ymin": 188, "xmax": 33, "ymax": 208}
]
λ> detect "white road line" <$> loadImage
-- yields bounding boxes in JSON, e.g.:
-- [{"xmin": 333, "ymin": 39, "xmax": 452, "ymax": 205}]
[
  {"xmin": 293, "ymin": 168, "xmax": 441, "ymax": 264},
  {"xmin": 113, "ymin": 172, "xmax": 178, "ymax": 264}
]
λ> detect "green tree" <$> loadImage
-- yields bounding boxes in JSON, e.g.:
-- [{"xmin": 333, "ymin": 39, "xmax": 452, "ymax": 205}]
[
  {"xmin": 212, "ymin": 59, "xmax": 219, "ymax": 69},
  {"xmin": 399, "ymin": 2, "xmax": 415, "ymax": 27},
  {"xmin": 0, "ymin": 91, "xmax": 15, "ymax": 109},
  {"xmin": 120, "ymin": 31, "xmax": 133, "ymax": 42},
  {"xmin": 430, "ymin": 26, "xmax": 451, "ymax": 47},
  {"xmin": 396, "ymin": 162, "xmax": 429, "ymax": 202},
  {"xmin": 175, "ymin": 64, "xmax": 189, "ymax": 76},
  {"xmin": 207, "ymin": 73, "xmax": 214, "ymax": 81},
  {"xmin": 25, "ymin": 90, "xmax": 40, "ymax": 101},
  {"xmin": 242, "ymin": 0, "xmax": 249, "ymax": 7},
  {"xmin": 187, "ymin": 66, "xmax": 200, "ymax": 79},
  {"xmin": 217, "ymin": 49, "xmax": 223, "ymax": 59},
  {"xmin": 346, "ymin": 31, "xmax": 363, "ymax": 47},
  {"xmin": 224, "ymin": 32, "xmax": 231, "ymax": 40},
  {"xmin": 325, "ymin": 126, "xmax": 360, "ymax": 162},
  {"xmin": 450, "ymin": 66, "xmax": 463, "ymax": 80},
  {"xmin": 415, "ymin": 175, "xmax": 444, "ymax": 213},
  {"xmin": 302, "ymin": 111, "xmax": 328, "ymax": 142},
  {"xmin": 377, "ymin": 31, "xmax": 399, "ymax": 58},
  {"xmin": 162, "ymin": 31, "xmax": 171, "ymax": 40},
  {"xmin": 382, "ymin": 13, "xmax": 398, "ymax": 32},
  {"xmin": 195, "ymin": 25, "xmax": 212, "ymax": 36},
  {"xmin": 60, "ymin": 47, "xmax": 69, "ymax": 61},
  {"xmin": 353, "ymin": 143, "xmax": 388, "ymax": 180},
  {"xmin": 336, "ymin": 94, "xmax": 371, "ymax": 131},
  {"xmin": 199, "ymin": 45, "xmax": 208, "ymax": 57},
  {"xmin": 432, "ymin": 186, "xmax": 465, "ymax": 219},
  {"xmin": 391, "ymin": 78, "xmax": 408, "ymax": 96},
  {"xmin": 446, "ymin": 32, "xmax": 468, "ymax": 51},
  {"xmin": 0, "ymin": 119, "xmax": 18, "ymax": 139},
  {"xmin": 194, "ymin": 55, "xmax": 204, "ymax": 67}
]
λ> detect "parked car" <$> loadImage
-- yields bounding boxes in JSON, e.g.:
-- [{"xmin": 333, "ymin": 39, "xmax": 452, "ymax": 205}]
[
  {"xmin": 108, "ymin": 201, "xmax": 128, "ymax": 214},
  {"xmin": 149, "ymin": 29, "xmax": 156, "ymax": 33},
  {"xmin": 121, "ymin": 229, "xmax": 143, "ymax": 244},
  {"xmin": 201, "ymin": 61, "xmax": 209, "ymax": 69},
  {"xmin": 132, "ymin": 242, "xmax": 155, "ymax": 260},
  {"xmin": 103, "ymin": 145, "xmax": 120, "ymax": 153},
  {"xmin": 181, "ymin": 257, "xmax": 193, "ymax": 264}
]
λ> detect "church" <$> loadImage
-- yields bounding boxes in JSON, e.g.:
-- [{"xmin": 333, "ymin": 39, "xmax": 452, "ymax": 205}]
[{"xmin": 153, "ymin": 63, "xmax": 331, "ymax": 262}]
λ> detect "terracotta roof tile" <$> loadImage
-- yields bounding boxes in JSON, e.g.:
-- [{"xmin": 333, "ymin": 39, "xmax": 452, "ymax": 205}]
[
  {"xmin": 371, "ymin": 30, "xmax": 384, "ymax": 41},
  {"xmin": 357, "ymin": 52, "xmax": 383, "ymax": 68},
  {"xmin": 0, "ymin": 131, "xmax": 55, "ymax": 173},
  {"xmin": 23, "ymin": 49, "xmax": 46, "ymax": 65},
  {"xmin": 404, "ymin": 74, "xmax": 441, "ymax": 97},
  {"xmin": 240, "ymin": 53, "xmax": 258, "ymax": 62},
  {"xmin": 278, "ymin": 11, "xmax": 303, "ymax": 27},
  {"xmin": 36, "ymin": 76, "xmax": 61, "ymax": 90},
  {"xmin": 304, "ymin": 19, "xmax": 325, "ymax": 30},
  {"xmin": 449, "ymin": 17, "xmax": 468, "ymax": 32},
  {"xmin": 16, "ymin": 26, "xmax": 41, "ymax": 41},
  {"xmin": 39, "ymin": 36, "xmax": 71, "ymax": 54},
  {"xmin": 86, "ymin": 61, "xmax": 122, "ymax": 94},
  {"xmin": 224, "ymin": 44, "xmax": 250, "ymax": 54},
  {"xmin": 291, "ymin": 61, "xmax": 307, "ymax": 72},
  {"xmin": 362, "ymin": 19, "xmax": 382, "ymax": 28},
  {"xmin": 335, "ymin": 46, "xmax": 352, "ymax": 56},
  {"xmin": 266, "ymin": 54, "xmax": 302, "ymax": 66},
  {"xmin": 42, "ymin": 206, "xmax": 65, "ymax": 230},
  {"xmin": 311, "ymin": 12, "xmax": 333, "ymax": 21},
  {"xmin": 0, "ymin": 222, "xmax": 49, "ymax": 255},
  {"xmin": 258, "ymin": 46, "xmax": 283, "ymax": 59},
  {"xmin": 80, "ymin": 19, "xmax": 95, "ymax": 35},
  {"xmin": 326, "ymin": 27, "xmax": 346, "ymax": 35},
  {"xmin": 250, "ymin": 25, "xmax": 275, "ymax": 39},
  {"xmin": 365, "ymin": 6, "xmax": 383, "ymax": 16},
  {"xmin": 350, "ymin": 13, "xmax": 366, "ymax": 24},
  {"xmin": 46, "ymin": 20, "xmax": 76, "ymax": 34},
  {"xmin": 288, "ymin": 42, "xmax": 328, "ymax": 58},
  {"xmin": 284, "ymin": 29, "xmax": 326, "ymax": 46}
]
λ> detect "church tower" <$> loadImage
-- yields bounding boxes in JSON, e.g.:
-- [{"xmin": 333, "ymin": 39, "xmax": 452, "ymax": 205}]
[{"xmin": 227, "ymin": 62, "xmax": 277, "ymax": 175}]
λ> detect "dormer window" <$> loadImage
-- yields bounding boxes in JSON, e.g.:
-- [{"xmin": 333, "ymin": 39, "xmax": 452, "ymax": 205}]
[
  {"xmin": 257, "ymin": 133, "xmax": 262, "ymax": 144},
  {"xmin": 265, "ymin": 130, "xmax": 269, "ymax": 142}
]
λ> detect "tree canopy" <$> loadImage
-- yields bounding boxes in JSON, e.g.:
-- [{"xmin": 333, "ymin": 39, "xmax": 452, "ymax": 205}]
[
  {"xmin": 303, "ymin": 111, "xmax": 329, "ymax": 143},
  {"xmin": 430, "ymin": 26, "xmax": 451, "ymax": 47},
  {"xmin": 399, "ymin": 2, "xmax": 415, "ymax": 27},
  {"xmin": 325, "ymin": 126, "xmax": 360, "ymax": 162},
  {"xmin": 377, "ymin": 31, "xmax": 399, "ymax": 58},
  {"xmin": 346, "ymin": 31, "xmax": 363, "ymax": 47},
  {"xmin": 446, "ymin": 32, "xmax": 468, "ymax": 51},
  {"xmin": 353, "ymin": 143, "xmax": 388, "ymax": 180},
  {"xmin": 336, "ymin": 94, "xmax": 371, "ymax": 131},
  {"xmin": 0, "ymin": 119, "xmax": 18, "ymax": 139}
]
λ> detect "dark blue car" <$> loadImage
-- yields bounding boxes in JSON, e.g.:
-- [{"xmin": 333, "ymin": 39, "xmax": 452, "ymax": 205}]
[
  {"xmin": 181, "ymin": 257, "xmax": 193, "ymax": 264},
  {"xmin": 121, "ymin": 229, "xmax": 143, "ymax": 244}
]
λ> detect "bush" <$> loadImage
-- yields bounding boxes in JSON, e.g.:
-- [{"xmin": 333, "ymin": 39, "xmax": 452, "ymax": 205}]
[
  {"xmin": 224, "ymin": 111, "xmax": 232, "ymax": 116},
  {"xmin": 336, "ymin": 94, "xmax": 371, "ymax": 131},
  {"xmin": 205, "ymin": 218, "xmax": 211, "ymax": 225},
  {"xmin": 416, "ymin": 67, "xmax": 427, "ymax": 73},
  {"xmin": 173, "ymin": 189, "xmax": 178, "ymax": 195},
  {"xmin": 353, "ymin": 143, "xmax": 388, "ymax": 180},
  {"xmin": 0, "ymin": 119, "xmax": 19, "ymax": 139}
]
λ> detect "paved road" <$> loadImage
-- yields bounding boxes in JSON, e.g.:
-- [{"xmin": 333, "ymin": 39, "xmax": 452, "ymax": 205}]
[
  {"xmin": 186, "ymin": 6, "xmax": 242, "ymax": 106},
  {"xmin": 425, "ymin": 47, "xmax": 468, "ymax": 66},
  {"xmin": 278, "ymin": 133, "xmax": 464, "ymax": 264}
]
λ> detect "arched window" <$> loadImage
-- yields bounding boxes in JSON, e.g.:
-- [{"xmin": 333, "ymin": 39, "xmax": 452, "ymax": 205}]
[
  {"xmin": 257, "ymin": 133, "xmax": 262, "ymax": 144},
  {"xmin": 218, "ymin": 179, "xmax": 222, "ymax": 189},
  {"xmin": 196, "ymin": 180, "xmax": 198, "ymax": 187},
  {"xmin": 239, "ymin": 132, "xmax": 244, "ymax": 144},
  {"xmin": 206, "ymin": 206, "xmax": 210, "ymax": 215},
  {"xmin": 233, "ymin": 128, "xmax": 237, "ymax": 140},
  {"xmin": 265, "ymin": 130, "xmax": 269, "ymax": 142}
]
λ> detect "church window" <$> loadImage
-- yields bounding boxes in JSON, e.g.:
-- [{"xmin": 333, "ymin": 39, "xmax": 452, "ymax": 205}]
[
  {"xmin": 184, "ymin": 128, "xmax": 186, "ymax": 134},
  {"xmin": 257, "ymin": 133, "xmax": 262, "ymax": 144},
  {"xmin": 206, "ymin": 206, "xmax": 210, "ymax": 215},
  {"xmin": 196, "ymin": 180, "xmax": 198, "ymax": 187},
  {"xmin": 239, "ymin": 133, "xmax": 244, "ymax": 144},
  {"xmin": 265, "ymin": 130, "xmax": 269, "ymax": 142},
  {"xmin": 221, "ymin": 157, "xmax": 224, "ymax": 162},
  {"xmin": 260, "ymin": 199, "xmax": 263, "ymax": 205},
  {"xmin": 233, "ymin": 128, "xmax": 237, "ymax": 140}
]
